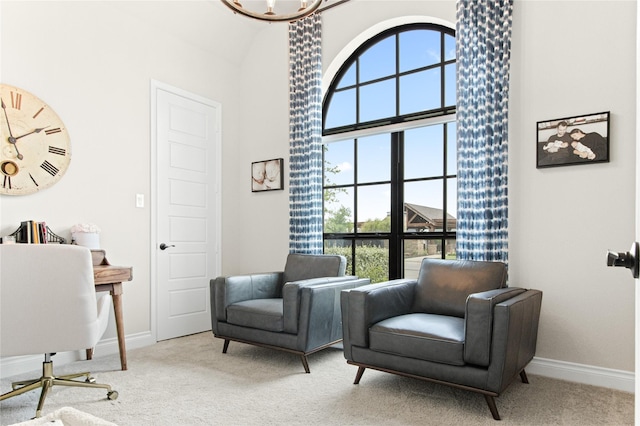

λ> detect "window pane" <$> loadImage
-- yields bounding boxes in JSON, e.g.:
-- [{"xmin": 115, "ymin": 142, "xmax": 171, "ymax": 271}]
[
  {"xmin": 336, "ymin": 62, "xmax": 356, "ymax": 89},
  {"xmin": 324, "ymin": 239, "xmax": 353, "ymax": 274},
  {"xmin": 445, "ymin": 34, "xmax": 456, "ymax": 61},
  {"xmin": 357, "ymin": 134, "xmax": 390, "ymax": 183},
  {"xmin": 359, "ymin": 35, "xmax": 396, "ymax": 83},
  {"xmin": 403, "ymin": 239, "xmax": 456, "ymax": 278},
  {"xmin": 404, "ymin": 125, "xmax": 443, "ymax": 179},
  {"xmin": 399, "ymin": 29, "xmax": 440, "ymax": 72},
  {"xmin": 447, "ymin": 122, "xmax": 457, "ymax": 175},
  {"xmin": 357, "ymin": 184, "xmax": 390, "ymax": 230},
  {"xmin": 403, "ymin": 180, "xmax": 444, "ymax": 232},
  {"xmin": 360, "ymin": 79, "xmax": 396, "ymax": 122},
  {"xmin": 445, "ymin": 239, "xmax": 457, "ymax": 259},
  {"xmin": 324, "ymin": 139, "xmax": 354, "ymax": 186},
  {"xmin": 399, "ymin": 68, "xmax": 441, "ymax": 115},
  {"xmin": 403, "ymin": 239, "xmax": 440, "ymax": 278},
  {"xmin": 447, "ymin": 177, "xmax": 457, "ymax": 230},
  {"xmin": 325, "ymin": 88, "xmax": 356, "ymax": 129},
  {"xmin": 356, "ymin": 240, "xmax": 389, "ymax": 283},
  {"xmin": 444, "ymin": 63, "xmax": 456, "ymax": 107},
  {"xmin": 324, "ymin": 187, "xmax": 354, "ymax": 233}
]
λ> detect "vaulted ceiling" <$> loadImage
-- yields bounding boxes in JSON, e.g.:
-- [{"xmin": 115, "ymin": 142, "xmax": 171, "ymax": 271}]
[{"xmin": 107, "ymin": 0, "xmax": 348, "ymax": 66}]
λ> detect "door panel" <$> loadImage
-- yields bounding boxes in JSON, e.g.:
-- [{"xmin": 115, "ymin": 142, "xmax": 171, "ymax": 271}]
[{"xmin": 154, "ymin": 82, "xmax": 221, "ymax": 341}]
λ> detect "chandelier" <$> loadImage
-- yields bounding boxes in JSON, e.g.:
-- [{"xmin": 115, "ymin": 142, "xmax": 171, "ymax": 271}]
[{"xmin": 220, "ymin": 0, "xmax": 324, "ymax": 22}]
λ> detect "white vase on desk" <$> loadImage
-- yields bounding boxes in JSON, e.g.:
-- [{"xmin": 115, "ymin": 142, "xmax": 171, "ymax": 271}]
[{"xmin": 73, "ymin": 232, "xmax": 100, "ymax": 249}]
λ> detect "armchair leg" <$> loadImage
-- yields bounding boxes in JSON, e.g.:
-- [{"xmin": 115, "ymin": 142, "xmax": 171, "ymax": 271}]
[
  {"xmin": 353, "ymin": 366, "xmax": 366, "ymax": 384},
  {"xmin": 222, "ymin": 339, "xmax": 230, "ymax": 354},
  {"xmin": 300, "ymin": 355, "xmax": 310, "ymax": 374},
  {"xmin": 520, "ymin": 369, "xmax": 529, "ymax": 384},
  {"xmin": 484, "ymin": 394, "xmax": 501, "ymax": 421}
]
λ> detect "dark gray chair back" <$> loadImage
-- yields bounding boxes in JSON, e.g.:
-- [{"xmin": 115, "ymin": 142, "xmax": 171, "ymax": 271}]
[
  {"xmin": 283, "ymin": 253, "xmax": 347, "ymax": 284},
  {"xmin": 412, "ymin": 259, "xmax": 507, "ymax": 317}
]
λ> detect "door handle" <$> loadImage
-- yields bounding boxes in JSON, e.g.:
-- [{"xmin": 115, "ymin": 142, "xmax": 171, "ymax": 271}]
[
  {"xmin": 159, "ymin": 243, "xmax": 175, "ymax": 251},
  {"xmin": 607, "ymin": 242, "xmax": 639, "ymax": 278}
]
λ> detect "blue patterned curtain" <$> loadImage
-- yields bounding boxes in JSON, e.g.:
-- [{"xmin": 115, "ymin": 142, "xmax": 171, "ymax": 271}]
[
  {"xmin": 288, "ymin": 14, "xmax": 323, "ymax": 254},
  {"xmin": 456, "ymin": 0, "xmax": 513, "ymax": 263}
]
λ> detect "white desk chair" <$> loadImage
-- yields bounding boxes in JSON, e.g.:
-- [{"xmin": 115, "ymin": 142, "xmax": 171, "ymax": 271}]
[{"xmin": 0, "ymin": 244, "xmax": 118, "ymax": 418}]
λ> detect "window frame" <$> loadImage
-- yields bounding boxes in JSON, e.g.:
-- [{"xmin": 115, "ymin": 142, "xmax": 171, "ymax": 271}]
[
  {"xmin": 322, "ymin": 23, "xmax": 456, "ymax": 137},
  {"xmin": 322, "ymin": 23, "xmax": 457, "ymax": 280}
]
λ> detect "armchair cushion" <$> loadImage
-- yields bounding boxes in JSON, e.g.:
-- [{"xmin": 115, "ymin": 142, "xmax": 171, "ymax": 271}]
[
  {"xmin": 370, "ymin": 313, "xmax": 465, "ymax": 366},
  {"xmin": 213, "ymin": 272, "xmax": 282, "ymax": 323},
  {"xmin": 227, "ymin": 298, "xmax": 284, "ymax": 332},
  {"xmin": 412, "ymin": 259, "xmax": 507, "ymax": 317},
  {"xmin": 344, "ymin": 279, "xmax": 416, "ymax": 349},
  {"xmin": 225, "ymin": 276, "xmax": 368, "ymax": 335}
]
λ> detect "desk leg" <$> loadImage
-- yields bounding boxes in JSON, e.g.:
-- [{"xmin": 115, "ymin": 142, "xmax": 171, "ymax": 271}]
[{"xmin": 111, "ymin": 284, "xmax": 127, "ymax": 371}]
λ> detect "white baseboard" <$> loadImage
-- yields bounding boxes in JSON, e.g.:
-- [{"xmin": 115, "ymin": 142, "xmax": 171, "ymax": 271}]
[
  {"xmin": 528, "ymin": 356, "xmax": 634, "ymax": 393},
  {"xmin": 0, "ymin": 331, "xmax": 155, "ymax": 379},
  {"xmin": 2, "ymin": 338, "xmax": 634, "ymax": 394}
]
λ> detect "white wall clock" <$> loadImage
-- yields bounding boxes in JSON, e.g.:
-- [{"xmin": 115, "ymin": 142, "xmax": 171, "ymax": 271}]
[{"xmin": 0, "ymin": 84, "xmax": 71, "ymax": 195}]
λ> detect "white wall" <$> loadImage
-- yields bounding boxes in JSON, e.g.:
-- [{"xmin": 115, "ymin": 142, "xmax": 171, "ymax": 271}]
[
  {"xmin": 0, "ymin": 1, "xmax": 244, "ymax": 344},
  {"xmin": 508, "ymin": 0, "xmax": 636, "ymax": 374},
  {"xmin": 0, "ymin": 0, "xmax": 636, "ymax": 388}
]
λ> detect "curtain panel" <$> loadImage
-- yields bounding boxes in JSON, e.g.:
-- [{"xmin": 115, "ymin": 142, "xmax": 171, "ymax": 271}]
[
  {"xmin": 455, "ymin": 0, "xmax": 513, "ymax": 263},
  {"xmin": 288, "ymin": 14, "xmax": 323, "ymax": 254}
]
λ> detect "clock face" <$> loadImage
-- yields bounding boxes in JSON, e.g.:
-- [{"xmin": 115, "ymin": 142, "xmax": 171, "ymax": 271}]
[{"xmin": 0, "ymin": 84, "xmax": 71, "ymax": 195}]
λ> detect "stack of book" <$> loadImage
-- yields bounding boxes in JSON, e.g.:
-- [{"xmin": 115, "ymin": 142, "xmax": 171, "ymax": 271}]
[{"xmin": 16, "ymin": 220, "xmax": 49, "ymax": 244}]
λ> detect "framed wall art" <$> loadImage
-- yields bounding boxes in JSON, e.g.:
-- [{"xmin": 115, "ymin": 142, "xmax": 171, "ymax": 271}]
[
  {"xmin": 536, "ymin": 111, "xmax": 610, "ymax": 168},
  {"xmin": 251, "ymin": 158, "xmax": 284, "ymax": 192}
]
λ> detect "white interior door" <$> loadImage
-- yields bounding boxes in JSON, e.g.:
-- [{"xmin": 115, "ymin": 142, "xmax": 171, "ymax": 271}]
[{"xmin": 152, "ymin": 81, "xmax": 221, "ymax": 341}]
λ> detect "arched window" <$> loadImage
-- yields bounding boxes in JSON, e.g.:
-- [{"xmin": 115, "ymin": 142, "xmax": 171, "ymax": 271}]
[{"xmin": 323, "ymin": 23, "xmax": 456, "ymax": 282}]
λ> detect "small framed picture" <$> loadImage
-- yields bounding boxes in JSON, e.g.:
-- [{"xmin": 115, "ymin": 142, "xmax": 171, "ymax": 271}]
[
  {"xmin": 536, "ymin": 111, "xmax": 610, "ymax": 168},
  {"xmin": 251, "ymin": 158, "xmax": 284, "ymax": 192}
]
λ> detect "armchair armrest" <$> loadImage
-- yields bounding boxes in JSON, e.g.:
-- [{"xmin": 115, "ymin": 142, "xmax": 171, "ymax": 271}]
[
  {"xmin": 481, "ymin": 289, "xmax": 542, "ymax": 393},
  {"xmin": 295, "ymin": 277, "xmax": 371, "ymax": 350},
  {"xmin": 282, "ymin": 276, "xmax": 367, "ymax": 334},
  {"xmin": 464, "ymin": 287, "xmax": 526, "ymax": 366},
  {"xmin": 211, "ymin": 272, "xmax": 283, "ymax": 323},
  {"xmin": 340, "ymin": 279, "xmax": 416, "ymax": 353}
]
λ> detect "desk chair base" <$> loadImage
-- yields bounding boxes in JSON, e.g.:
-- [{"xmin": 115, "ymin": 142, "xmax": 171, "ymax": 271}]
[{"xmin": 0, "ymin": 354, "xmax": 118, "ymax": 418}]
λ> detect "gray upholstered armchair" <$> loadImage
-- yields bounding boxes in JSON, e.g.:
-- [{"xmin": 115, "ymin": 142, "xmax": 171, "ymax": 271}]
[
  {"xmin": 340, "ymin": 258, "xmax": 542, "ymax": 420},
  {"xmin": 211, "ymin": 253, "xmax": 370, "ymax": 373}
]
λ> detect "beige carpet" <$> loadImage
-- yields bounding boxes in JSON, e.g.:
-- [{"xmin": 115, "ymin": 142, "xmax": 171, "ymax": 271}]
[{"xmin": 0, "ymin": 332, "xmax": 634, "ymax": 425}]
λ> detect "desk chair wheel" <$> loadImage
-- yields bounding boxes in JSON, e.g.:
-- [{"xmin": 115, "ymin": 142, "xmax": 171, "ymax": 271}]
[
  {"xmin": 85, "ymin": 376, "xmax": 96, "ymax": 384},
  {"xmin": 107, "ymin": 390, "xmax": 118, "ymax": 400}
]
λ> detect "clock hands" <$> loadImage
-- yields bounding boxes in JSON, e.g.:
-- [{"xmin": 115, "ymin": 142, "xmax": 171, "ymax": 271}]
[
  {"xmin": 14, "ymin": 126, "xmax": 49, "ymax": 140},
  {"xmin": 1, "ymin": 99, "xmax": 50, "ymax": 161},
  {"xmin": 9, "ymin": 142, "xmax": 23, "ymax": 160},
  {"xmin": 8, "ymin": 127, "xmax": 50, "ymax": 161},
  {"xmin": 1, "ymin": 99, "xmax": 14, "ymax": 139},
  {"xmin": 1, "ymin": 99, "xmax": 23, "ymax": 160}
]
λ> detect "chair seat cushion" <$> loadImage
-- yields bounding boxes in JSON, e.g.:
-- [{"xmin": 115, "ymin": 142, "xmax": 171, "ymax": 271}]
[
  {"xmin": 369, "ymin": 313, "xmax": 465, "ymax": 366},
  {"xmin": 226, "ymin": 299, "xmax": 284, "ymax": 332}
]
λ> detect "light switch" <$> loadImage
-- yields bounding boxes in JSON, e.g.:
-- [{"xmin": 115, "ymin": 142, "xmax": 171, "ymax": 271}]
[{"xmin": 136, "ymin": 193, "xmax": 144, "ymax": 208}]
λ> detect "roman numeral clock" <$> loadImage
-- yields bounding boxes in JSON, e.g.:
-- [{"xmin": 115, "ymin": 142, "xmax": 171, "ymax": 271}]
[{"xmin": 0, "ymin": 84, "xmax": 71, "ymax": 195}]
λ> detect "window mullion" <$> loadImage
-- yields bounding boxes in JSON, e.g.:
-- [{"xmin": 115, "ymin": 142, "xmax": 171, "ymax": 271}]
[{"xmin": 389, "ymin": 132, "xmax": 403, "ymax": 278}]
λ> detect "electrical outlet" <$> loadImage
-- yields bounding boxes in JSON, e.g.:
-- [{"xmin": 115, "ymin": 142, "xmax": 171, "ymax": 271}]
[{"xmin": 136, "ymin": 193, "xmax": 144, "ymax": 208}]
